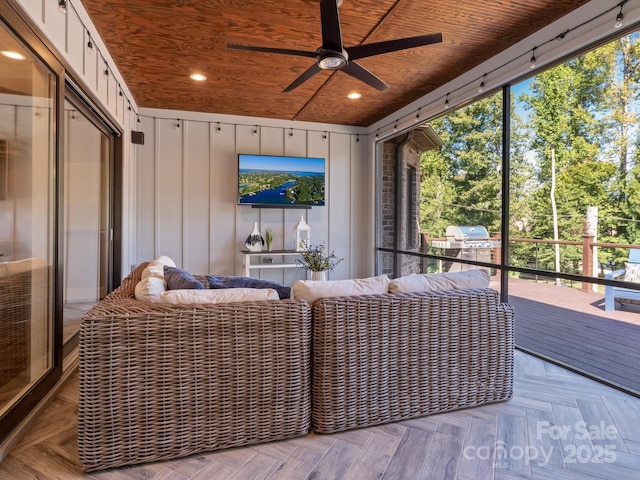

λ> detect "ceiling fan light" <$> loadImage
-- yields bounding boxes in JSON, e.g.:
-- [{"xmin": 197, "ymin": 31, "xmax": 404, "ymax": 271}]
[{"xmin": 319, "ymin": 55, "xmax": 347, "ymax": 70}]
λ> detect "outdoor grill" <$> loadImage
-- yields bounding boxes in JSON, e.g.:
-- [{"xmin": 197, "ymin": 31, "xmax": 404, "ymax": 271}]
[{"xmin": 431, "ymin": 225, "xmax": 496, "ymax": 272}]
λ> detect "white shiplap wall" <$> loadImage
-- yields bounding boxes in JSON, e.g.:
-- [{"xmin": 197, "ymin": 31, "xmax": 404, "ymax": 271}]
[{"xmin": 136, "ymin": 109, "xmax": 372, "ymax": 283}]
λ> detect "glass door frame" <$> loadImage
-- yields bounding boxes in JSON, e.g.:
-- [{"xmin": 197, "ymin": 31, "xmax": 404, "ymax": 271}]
[
  {"xmin": 0, "ymin": 1, "xmax": 65, "ymax": 442},
  {"xmin": 61, "ymin": 87, "xmax": 117, "ymax": 355}
]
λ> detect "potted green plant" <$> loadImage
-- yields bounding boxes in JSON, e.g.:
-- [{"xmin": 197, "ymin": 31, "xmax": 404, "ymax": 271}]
[
  {"xmin": 265, "ymin": 227, "xmax": 273, "ymax": 252},
  {"xmin": 295, "ymin": 243, "xmax": 343, "ymax": 280}
]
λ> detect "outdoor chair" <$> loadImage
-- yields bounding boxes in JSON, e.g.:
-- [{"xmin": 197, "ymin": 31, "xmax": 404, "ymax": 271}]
[{"xmin": 604, "ymin": 248, "xmax": 640, "ymax": 312}]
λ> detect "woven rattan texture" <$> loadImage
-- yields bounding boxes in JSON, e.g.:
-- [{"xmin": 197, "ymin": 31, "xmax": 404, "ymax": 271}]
[
  {"xmin": 0, "ymin": 266, "xmax": 50, "ymax": 387},
  {"xmin": 78, "ymin": 263, "xmax": 311, "ymax": 472},
  {"xmin": 311, "ymin": 288, "xmax": 515, "ymax": 433}
]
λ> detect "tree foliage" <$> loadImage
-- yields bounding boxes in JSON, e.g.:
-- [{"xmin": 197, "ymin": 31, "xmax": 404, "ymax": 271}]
[{"xmin": 418, "ymin": 31, "xmax": 640, "ymax": 274}]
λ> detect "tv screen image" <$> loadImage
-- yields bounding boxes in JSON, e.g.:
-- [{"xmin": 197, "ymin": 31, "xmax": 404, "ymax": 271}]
[{"xmin": 238, "ymin": 154, "xmax": 325, "ymax": 206}]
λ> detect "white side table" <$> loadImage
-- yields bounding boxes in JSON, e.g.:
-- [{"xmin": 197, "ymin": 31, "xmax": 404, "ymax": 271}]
[{"xmin": 241, "ymin": 250, "xmax": 302, "ymax": 277}]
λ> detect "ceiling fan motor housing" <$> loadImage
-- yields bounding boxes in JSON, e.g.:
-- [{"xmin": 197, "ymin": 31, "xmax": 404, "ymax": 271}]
[{"xmin": 317, "ymin": 49, "xmax": 348, "ymax": 70}]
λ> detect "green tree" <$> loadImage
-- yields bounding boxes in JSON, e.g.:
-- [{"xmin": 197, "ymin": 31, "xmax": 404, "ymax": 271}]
[
  {"xmin": 421, "ymin": 92, "xmax": 505, "ymax": 236},
  {"xmin": 519, "ymin": 52, "xmax": 620, "ymax": 272}
]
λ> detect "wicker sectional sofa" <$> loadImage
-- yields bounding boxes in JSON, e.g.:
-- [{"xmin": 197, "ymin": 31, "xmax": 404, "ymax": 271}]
[
  {"xmin": 77, "ymin": 262, "xmax": 514, "ymax": 471},
  {"xmin": 311, "ymin": 288, "xmax": 514, "ymax": 433},
  {"xmin": 78, "ymin": 262, "xmax": 311, "ymax": 472}
]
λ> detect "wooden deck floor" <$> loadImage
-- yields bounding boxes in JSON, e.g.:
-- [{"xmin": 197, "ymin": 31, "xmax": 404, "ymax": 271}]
[{"xmin": 503, "ymin": 277, "xmax": 640, "ymax": 396}]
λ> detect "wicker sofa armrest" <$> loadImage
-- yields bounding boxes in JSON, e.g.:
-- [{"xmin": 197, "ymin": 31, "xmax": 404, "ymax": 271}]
[
  {"xmin": 78, "ymin": 264, "xmax": 311, "ymax": 472},
  {"xmin": 311, "ymin": 287, "xmax": 514, "ymax": 433}
]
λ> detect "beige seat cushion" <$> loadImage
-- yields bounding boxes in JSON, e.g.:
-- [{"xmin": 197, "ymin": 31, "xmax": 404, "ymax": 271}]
[
  {"xmin": 159, "ymin": 288, "xmax": 279, "ymax": 304},
  {"xmin": 389, "ymin": 269, "xmax": 490, "ymax": 294},
  {"xmin": 292, "ymin": 275, "xmax": 390, "ymax": 304}
]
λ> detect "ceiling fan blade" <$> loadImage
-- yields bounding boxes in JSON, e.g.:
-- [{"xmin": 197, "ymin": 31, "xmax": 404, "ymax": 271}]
[
  {"xmin": 227, "ymin": 44, "xmax": 317, "ymax": 59},
  {"xmin": 346, "ymin": 33, "xmax": 443, "ymax": 60},
  {"xmin": 342, "ymin": 61, "xmax": 389, "ymax": 91},
  {"xmin": 283, "ymin": 63, "xmax": 323, "ymax": 92},
  {"xmin": 319, "ymin": 0, "xmax": 343, "ymax": 52}
]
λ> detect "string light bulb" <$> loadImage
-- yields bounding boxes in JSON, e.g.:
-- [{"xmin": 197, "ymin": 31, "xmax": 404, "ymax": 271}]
[
  {"xmin": 615, "ymin": 4, "xmax": 624, "ymax": 28},
  {"xmin": 87, "ymin": 36, "xmax": 94, "ymax": 54},
  {"xmin": 444, "ymin": 93, "xmax": 450, "ymax": 110},
  {"xmin": 478, "ymin": 74, "xmax": 486, "ymax": 93},
  {"xmin": 394, "ymin": 120, "xmax": 398, "ymax": 131},
  {"xmin": 416, "ymin": 107, "xmax": 421, "ymax": 120},
  {"xmin": 253, "ymin": 126, "xmax": 258, "ymax": 136},
  {"xmin": 530, "ymin": 47, "xmax": 537, "ymax": 69},
  {"xmin": 58, "ymin": 0, "xmax": 67, "ymax": 14}
]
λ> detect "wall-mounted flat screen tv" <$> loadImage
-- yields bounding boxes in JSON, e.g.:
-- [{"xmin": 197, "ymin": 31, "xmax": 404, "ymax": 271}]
[{"xmin": 238, "ymin": 154, "xmax": 325, "ymax": 206}]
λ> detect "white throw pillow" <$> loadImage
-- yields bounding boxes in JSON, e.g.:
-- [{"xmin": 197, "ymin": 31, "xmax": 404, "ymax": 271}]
[
  {"xmin": 159, "ymin": 288, "xmax": 279, "ymax": 305},
  {"xmin": 156, "ymin": 255, "xmax": 176, "ymax": 268},
  {"xmin": 141, "ymin": 260, "xmax": 165, "ymax": 280},
  {"xmin": 135, "ymin": 255, "xmax": 178, "ymax": 301},
  {"xmin": 388, "ymin": 269, "xmax": 490, "ymax": 294},
  {"xmin": 140, "ymin": 255, "xmax": 177, "ymax": 280},
  {"xmin": 292, "ymin": 275, "xmax": 390, "ymax": 304},
  {"xmin": 134, "ymin": 276, "xmax": 167, "ymax": 301}
]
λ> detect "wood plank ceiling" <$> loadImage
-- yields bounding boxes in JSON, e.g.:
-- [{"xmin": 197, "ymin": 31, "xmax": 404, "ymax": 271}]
[{"xmin": 81, "ymin": 0, "xmax": 591, "ymax": 127}]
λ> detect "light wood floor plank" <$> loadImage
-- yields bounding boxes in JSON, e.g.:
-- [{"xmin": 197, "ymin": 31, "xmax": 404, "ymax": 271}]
[
  {"xmin": 380, "ymin": 427, "xmax": 434, "ymax": 480},
  {"xmin": 576, "ymin": 399, "xmax": 628, "ymax": 453},
  {"xmin": 305, "ymin": 438, "xmax": 363, "ymax": 479},
  {"xmin": 342, "ymin": 431, "xmax": 401, "ymax": 480},
  {"xmin": 149, "ymin": 468, "xmax": 190, "ymax": 480},
  {"xmin": 600, "ymin": 395, "xmax": 640, "ymax": 441},
  {"xmin": 530, "ymin": 462, "xmax": 604, "ymax": 479},
  {"xmin": 458, "ymin": 416, "xmax": 496, "ymax": 480},
  {"xmin": 524, "ymin": 408, "xmax": 565, "ymax": 468},
  {"xmin": 564, "ymin": 456, "xmax": 640, "ymax": 480},
  {"xmin": 190, "ymin": 459, "xmax": 236, "ymax": 480},
  {"xmin": 417, "ymin": 421, "xmax": 464, "ymax": 480},
  {"xmin": 228, "ymin": 453, "xmax": 281, "ymax": 480},
  {"xmin": 624, "ymin": 439, "xmax": 640, "ymax": 455},
  {"xmin": 264, "ymin": 446, "xmax": 323, "ymax": 480},
  {"xmin": 495, "ymin": 413, "xmax": 530, "ymax": 477}
]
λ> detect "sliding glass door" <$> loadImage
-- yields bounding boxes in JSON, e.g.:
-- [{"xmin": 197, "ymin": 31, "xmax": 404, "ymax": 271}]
[
  {"xmin": 0, "ymin": 17, "xmax": 57, "ymax": 434},
  {"xmin": 62, "ymin": 96, "xmax": 113, "ymax": 348}
]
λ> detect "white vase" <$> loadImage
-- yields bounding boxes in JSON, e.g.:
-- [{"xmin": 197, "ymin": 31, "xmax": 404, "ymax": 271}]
[
  {"xmin": 245, "ymin": 222, "xmax": 264, "ymax": 252},
  {"xmin": 311, "ymin": 271, "xmax": 326, "ymax": 281}
]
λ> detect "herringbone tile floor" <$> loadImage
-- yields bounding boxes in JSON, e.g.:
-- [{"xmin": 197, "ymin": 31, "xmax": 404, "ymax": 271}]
[{"xmin": 2, "ymin": 350, "xmax": 640, "ymax": 479}]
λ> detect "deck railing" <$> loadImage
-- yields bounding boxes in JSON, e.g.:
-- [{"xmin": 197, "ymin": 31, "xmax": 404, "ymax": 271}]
[{"xmin": 420, "ymin": 233, "xmax": 639, "ymax": 292}]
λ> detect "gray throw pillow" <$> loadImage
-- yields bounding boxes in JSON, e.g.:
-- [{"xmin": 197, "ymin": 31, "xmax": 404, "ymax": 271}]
[
  {"xmin": 164, "ymin": 265, "xmax": 204, "ymax": 290},
  {"xmin": 207, "ymin": 275, "xmax": 291, "ymax": 299}
]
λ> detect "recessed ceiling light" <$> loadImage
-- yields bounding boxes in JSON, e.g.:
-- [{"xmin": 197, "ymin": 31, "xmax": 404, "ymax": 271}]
[
  {"xmin": 190, "ymin": 73, "xmax": 206, "ymax": 81},
  {"xmin": 347, "ymin": 92, "xmax": 362, "ymax": 99},
  {"xmin": 1, "ymin": 51, "xmax": 26, "ymax": 60}
]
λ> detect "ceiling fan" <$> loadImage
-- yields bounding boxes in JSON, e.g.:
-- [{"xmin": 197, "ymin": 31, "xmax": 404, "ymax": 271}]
[{"xmin": 228, "ymin": 0, "xmax": 443, "ymax": 93}]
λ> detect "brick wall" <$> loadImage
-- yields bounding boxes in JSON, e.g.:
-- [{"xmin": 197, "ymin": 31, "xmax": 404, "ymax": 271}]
[{"xmin": 381, "ymin": 132, "xmax": 423, "ymax": 278}]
